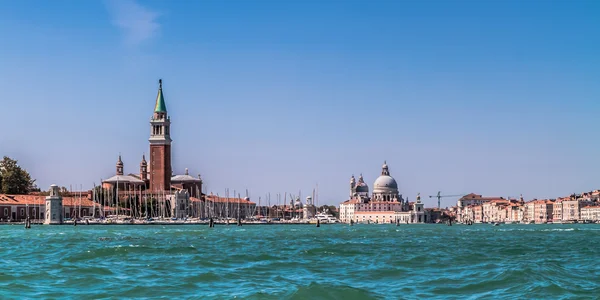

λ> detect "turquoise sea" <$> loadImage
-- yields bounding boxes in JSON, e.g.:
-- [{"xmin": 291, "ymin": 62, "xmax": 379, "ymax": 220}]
[{"xmin": 1, "ymin": 224, "xmax": 599, "ymax": 299}]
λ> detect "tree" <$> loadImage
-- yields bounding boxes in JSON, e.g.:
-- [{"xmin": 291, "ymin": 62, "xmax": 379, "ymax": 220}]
[{"xmin": 0, "ymin": 156, "xmax": 35, "ymax": 194}]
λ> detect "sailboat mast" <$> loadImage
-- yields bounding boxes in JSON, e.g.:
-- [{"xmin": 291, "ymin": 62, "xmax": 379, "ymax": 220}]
[{"xmin": 316, "ymin": 183, "xmax": 319, "ymax": 209}]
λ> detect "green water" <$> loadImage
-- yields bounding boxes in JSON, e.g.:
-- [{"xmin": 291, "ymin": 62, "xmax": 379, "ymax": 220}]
[{"xmin": 1, "ymin": 224, "xmax": 598, "ymax": 299}]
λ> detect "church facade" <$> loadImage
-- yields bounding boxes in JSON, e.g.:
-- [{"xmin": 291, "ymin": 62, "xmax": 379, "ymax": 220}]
[
  {"xmin": 339, "ymin": 162, "xmax": 428, "ymax": 224},
  {"xmin": 98, "ymin": 80, "xmax": 210, "ymax": 218},
  {"xmin": 102, "ymin": 80, "xmax": 203, "ymax": 198}
]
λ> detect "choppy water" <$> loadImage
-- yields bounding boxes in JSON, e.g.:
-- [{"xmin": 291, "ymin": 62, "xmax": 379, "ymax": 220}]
[{"xmin": 1, "ymin": 224, "xmax": 599, "ymax": 299}]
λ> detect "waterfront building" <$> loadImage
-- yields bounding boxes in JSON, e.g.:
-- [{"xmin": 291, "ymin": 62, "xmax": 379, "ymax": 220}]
[
  {"xmin": 551, "ymin": 200, "xmax": 562, "ymax": 222},
  {"xmin": 504, "ymin": 203, "xmax": 524, "ymax": 223},
  {"xmin": 456, "ymin": 194, "xmax": 506, "ymax": 222},
  {"xmin": 526, "ymin": 200, "xmax": 553, "ymax": 223},
  {"xmin": 482, "ymin": 200, "xmax": 510, "ymax": 223},
  {"xmin": 0, "ymin": 192, "xmax": 108, "ymax": 222},
  {"xmin": 339, "ymin": 162, "xmax": 428, "ymax": 224},
  {"xmin": 98, "ymin": 80, "xmax": 208, "ymax": 218},
  {"xmin": 562, "ymin": 200, "xmax": 583, "ymax": 222},
  {"xmin": 102, "ymin": 80, "xmax": 202, "ymax": 195},
  {"xmin": 457, "ymin": 193, "xmax": 505, "ymax": 208},
  {"xmin": 581, "ymin": 205, "xmax": 600, "ymax": 222},
  {"xmin": 462, "ymin": 205, "xmax": 475, "ymax": 223},
  {"xmin": 424, "ymin": 208, "xmax": 444, "ymax": 223},
  {"xmin": 454, "ymin": 191, "xmax": 600, "ymax": 224}
]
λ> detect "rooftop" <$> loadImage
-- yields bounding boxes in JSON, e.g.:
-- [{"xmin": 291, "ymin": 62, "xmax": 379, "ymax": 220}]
[{"xmin": 0, "ymin": 194, "xmax": 108, "ymax": 209}]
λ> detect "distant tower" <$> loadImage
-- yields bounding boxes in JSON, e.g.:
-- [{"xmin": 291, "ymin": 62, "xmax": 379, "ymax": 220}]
[
  {"xmin": 350, "ymin": 175, "xmax": 356, "ymax": 197},
  {"xmin": 44, "ymin": 184, "xmax": 63, "ymax": 225},
  {"xmin": 116, "ymin": 155, "xmax": 124, "ymax": 176},
  {"xmin": 140, "ymin": 155, "xmax": 148, "ymax": 181},
  {"xmin": 413, "ymin": 192, "xmax": 424, "ymax": 223},
  {"xmin": 149, "ymin": 79, "xmax": 172, "ymax": 192}
]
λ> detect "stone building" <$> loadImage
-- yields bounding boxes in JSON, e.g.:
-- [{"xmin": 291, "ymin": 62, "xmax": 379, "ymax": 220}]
[
  {"xmin": 171, "ymin": 169, "xmax": 203, "ymax": 198},
  {"xmin": 0, "ymin": 190, "xmax": 108, "ymax": 222},
  {"xmin": 581, "ymin": 205, "xmax": 600, "ymax": 222},
  {"xmin": 339, "ymin": 161, "xmax": 427, "ymax": 224},
  {"xmin": 102, "ymin": 80, "xmax": 202, "ymax": 196},
  {"xmin": 98, "ymin": 80, "xmax": 207, "ymax": 218}
]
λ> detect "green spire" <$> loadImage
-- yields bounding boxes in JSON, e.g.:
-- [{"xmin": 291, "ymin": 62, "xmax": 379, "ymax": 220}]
[{"xmin": 154, "ymin": 79, "xmax": 167, "ymax": 113}]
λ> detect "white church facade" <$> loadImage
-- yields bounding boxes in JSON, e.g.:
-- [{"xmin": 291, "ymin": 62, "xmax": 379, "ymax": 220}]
[{"xmin": 339, "ymin": 162, "xmax": 427, "ymax": 224}]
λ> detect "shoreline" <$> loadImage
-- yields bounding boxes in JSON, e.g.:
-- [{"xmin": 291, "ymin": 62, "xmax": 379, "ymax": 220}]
[
  {"xmin": 2, "ymin": 222, "xmax": 596, "ymax": 226},
  {"xmin": 0, "ymin": 222, "xmax": 337, "ymax": 226}
]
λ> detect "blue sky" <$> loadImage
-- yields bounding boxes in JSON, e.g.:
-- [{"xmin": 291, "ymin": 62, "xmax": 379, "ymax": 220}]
[{"xmin": 1, "ymin": 0, "xmax": 599, "ymax": 207}]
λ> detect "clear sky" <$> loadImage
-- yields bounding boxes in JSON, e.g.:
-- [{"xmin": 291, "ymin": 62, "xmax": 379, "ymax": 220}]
[{"xmin": 1, "ymin": 0, "xmax": 599, "ymax": 207}]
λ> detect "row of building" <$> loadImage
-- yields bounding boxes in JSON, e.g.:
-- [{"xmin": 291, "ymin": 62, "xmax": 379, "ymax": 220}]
[
  {"xmin": 453, "ymin": 191, "xmax": 600, "ymax": 223},
  {"xmin": 0, "ymin": 185, "xmax": 326, "ymax": 222}
]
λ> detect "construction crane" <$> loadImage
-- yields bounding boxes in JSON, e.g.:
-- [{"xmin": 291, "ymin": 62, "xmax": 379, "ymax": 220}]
[{"xmin": 428, "ymin": 191, "xmax": 465, "ymax": 209}]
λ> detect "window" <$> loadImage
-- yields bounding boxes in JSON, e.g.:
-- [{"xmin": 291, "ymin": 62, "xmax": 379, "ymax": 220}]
[
  {"xmin": 3, "ymin": 208, "xmax": 7, "ymax": 216},
  {"xmin": 20, "ymin": 208, "xmax": 24, "ymax": 216}
]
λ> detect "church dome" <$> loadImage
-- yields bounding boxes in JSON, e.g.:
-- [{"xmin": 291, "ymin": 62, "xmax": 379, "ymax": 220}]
[
  {"xmin": 374, "ymin": 175, "xmax": 398, "ymax": 190},
  {"xmin": 355, "ymin": 183, "xmax": 369, "ymax": 193},
  {"xmin": 355, "ymin": 174, "xmax": 369, "ymax": 193},
  {"xmin": 372, "ymin": 161, "xmax": 399, "ymax": 194}
]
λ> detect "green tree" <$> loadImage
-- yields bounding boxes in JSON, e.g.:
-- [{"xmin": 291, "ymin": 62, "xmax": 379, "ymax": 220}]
[{"xmin": 0, "ymin": 156, "xmax": 35, "ymax": 194}]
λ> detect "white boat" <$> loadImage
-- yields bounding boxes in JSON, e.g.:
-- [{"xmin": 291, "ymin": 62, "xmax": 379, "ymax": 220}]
[{"xmin": 314, "ymin": 211, "xmax": 339, "ymax": 223}]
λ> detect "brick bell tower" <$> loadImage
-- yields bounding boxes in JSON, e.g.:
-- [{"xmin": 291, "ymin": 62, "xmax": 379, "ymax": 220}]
[{"xmin": 149, "ymin": 79, "xmax": 172, "ymax": 192}]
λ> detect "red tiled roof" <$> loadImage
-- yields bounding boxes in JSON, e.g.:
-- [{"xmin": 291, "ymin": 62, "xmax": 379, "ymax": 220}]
[{"xmin": 0, "ymin": 194, "xmax": 110, "ymax": 210}]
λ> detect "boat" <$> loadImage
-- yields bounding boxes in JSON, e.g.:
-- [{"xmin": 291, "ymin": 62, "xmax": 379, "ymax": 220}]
[{"xmin": 314, "ymin": 210, "xmax": 339, "ymax": 224}]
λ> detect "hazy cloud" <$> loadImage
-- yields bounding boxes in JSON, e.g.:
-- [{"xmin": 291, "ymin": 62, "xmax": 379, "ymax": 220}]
[{"xmin": 105, "ymin": 0, "xmax": 160, "ymax": 47}]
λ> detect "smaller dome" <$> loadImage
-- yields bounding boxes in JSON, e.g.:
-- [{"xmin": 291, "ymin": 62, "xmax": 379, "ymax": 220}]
[{"xmin": 355, "ymin": 182, "xmax": 369, "ymax": 193}]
